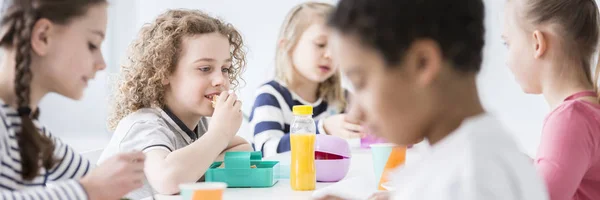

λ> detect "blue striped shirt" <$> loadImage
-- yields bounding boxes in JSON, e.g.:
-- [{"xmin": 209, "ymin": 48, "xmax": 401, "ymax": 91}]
[
  {"xmin": 250, "ymin": 80, "xmax": 342, "ymax": 157},
  {"xmin": 0, "ymin": 100, "xmax": 91, "ymax": 200}
]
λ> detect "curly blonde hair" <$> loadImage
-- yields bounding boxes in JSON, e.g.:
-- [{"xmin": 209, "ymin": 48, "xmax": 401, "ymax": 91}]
[{"xmin": 108, "ymin": 9, "xmax": 246, "ymax": 130}]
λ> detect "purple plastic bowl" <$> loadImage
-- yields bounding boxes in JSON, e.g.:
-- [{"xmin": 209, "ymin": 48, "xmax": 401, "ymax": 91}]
[
  {"xmin": 315, "ymin": 134, "xmax": 351, "ymax": 158},
  {"xmin": 315, "ymin": 158, "xmax": 351, "ymax": 182}
]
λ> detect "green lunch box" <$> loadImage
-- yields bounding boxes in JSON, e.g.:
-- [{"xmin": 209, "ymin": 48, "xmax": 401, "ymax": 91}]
[{"xmin": 205, "ymin": 151, "xmax": 279, "ymax": 188}]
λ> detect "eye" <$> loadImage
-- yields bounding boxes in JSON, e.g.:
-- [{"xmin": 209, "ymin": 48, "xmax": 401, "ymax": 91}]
[
  {"xmin": 198, "ymin": 66, "xmax": 211, "ymax": 72},
  {"xmin": 316, "ymin": 43, "xmax": 326, "ymax": 48},
  {"xmin": 88, "ymin": 42, "xmax": 98, "ymax": 51},
  {"xmin": 350, "ymin": 77, "xmax": 365, "ymax": 91},
  {"xmin": 353, "ymin": 82, "xmax": 364, "ymax": 91},
  {"xmin": 222, "ymin": 67, "xmax": 233, "ymax": 74}
]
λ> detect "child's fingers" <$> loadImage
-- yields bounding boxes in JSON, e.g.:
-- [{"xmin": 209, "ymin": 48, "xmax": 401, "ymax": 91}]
[
  {"xmin": 226, "ymin": 93, "xmax": 238, "ymax": 106},
  {"xmin": 123, "ymin": 173, "xmax": 146, "ymax": 188},
  {"xmin": 129, "ymin": 160, "xmax": 145, "ymax": 172},
  {"xmin": 343, "ymin": 122, "xmax": 363, "ymax": 133},
  {"xmin": 217, "ymin": 91, "xmax": 229, "ymax": 103},
  {"xmin": 359, "ymin": 131, "xmax": 368, "ymax": 138},
  {"xmin": 118, "ymin": 151, "xmax": 145, "ymax": 162},
  {"xmin": 343, "ymin": 130, "xmax": 361, "ymax": 139},
  {"xmin": 368, "ymin": 192, "xmax": 390, "ymax": 200},
  {"xmin": 314, "ymin": 195, "xmax": 346, "ymax": 200},
  {"xmin": 234, "ymin": 100, "xmax": 242, "ymax": 110}
]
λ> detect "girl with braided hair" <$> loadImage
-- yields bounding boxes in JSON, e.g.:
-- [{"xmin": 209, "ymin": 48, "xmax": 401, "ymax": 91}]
[{"xmin": 0, "ymin": 0, "xmax": 146, "ymax": 199}]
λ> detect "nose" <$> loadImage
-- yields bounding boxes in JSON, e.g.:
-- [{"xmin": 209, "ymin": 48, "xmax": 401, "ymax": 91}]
[
  {"xmin": 212, "ymin": 71, "xmax": 227, "ymax": 88},
  {"xmin": 96, "ymin": 51, "xmax": 107, "ymax": 71},
  {"xmin": 324, "ymin": 46, "xmax": 332, "ymax": 59},
  {"xmin": 96, "ymin": 62, "xmax": 106, "ymax": 71}
]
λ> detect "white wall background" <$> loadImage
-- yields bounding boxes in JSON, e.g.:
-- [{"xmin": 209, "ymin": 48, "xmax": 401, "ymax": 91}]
[{"xmin": 39, "ymin": 0, "xmax": 549, "ymax": 156}]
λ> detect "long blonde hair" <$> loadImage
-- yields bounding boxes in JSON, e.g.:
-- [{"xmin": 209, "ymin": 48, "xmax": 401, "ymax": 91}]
[
  {"xmin": 275, "ymin": 2, "xmax": 346, "ymax": 109},
  {"xmin": 108, "ymin": 9, "xmax": 246, "ymax": 130},
  {"xmin": 519, "ymin": 0, "xmax": 600, "ymax": 95}
]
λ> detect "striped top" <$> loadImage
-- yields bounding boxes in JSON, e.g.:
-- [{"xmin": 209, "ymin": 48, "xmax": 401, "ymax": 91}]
[
  {"xmin": 0, "ymin": 99, "xmax": 91, "ymax": 200},
  {"xmin": 250, "ymin": 80, "xmax": 343, "ymax": 157}
]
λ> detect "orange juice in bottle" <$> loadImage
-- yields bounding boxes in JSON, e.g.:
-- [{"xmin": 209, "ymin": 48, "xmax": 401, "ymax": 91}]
[{"xmin": 290, "ymin": 105, "xmax": 316, "ymax": 191}]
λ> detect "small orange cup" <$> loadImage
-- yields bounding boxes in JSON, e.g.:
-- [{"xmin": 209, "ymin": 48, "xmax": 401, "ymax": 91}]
[
  {"xmin": 179, "ymin": 182, "xmax": 227, "ymax": 200},
  {"xmin": 378, "ymin": 146, "xmax": 406, "ymax": 190}
]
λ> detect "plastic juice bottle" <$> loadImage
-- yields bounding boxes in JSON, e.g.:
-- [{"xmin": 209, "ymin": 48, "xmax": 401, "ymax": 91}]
[{"xmin": 290, "ymin": 105, "xmax": 316, "ymax": 191}]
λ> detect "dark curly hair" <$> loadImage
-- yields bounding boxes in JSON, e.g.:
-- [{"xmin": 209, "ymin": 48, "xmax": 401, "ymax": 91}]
[{"xmin": 327, "ymin": 0, "xmax": 485, "ymax": 73}]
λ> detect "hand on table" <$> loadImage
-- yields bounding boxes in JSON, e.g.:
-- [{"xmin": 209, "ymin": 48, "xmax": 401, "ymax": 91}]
[
  {"xmin": 323, "ymin": 114, "xmax": 365, "ymax": 139},
  {"xmin": 314, "ymin": 192, "xmax": 390, "ymax": 200},
  {"xmin": 314, "ymin": 195, "xmax": 348, "ymax": 200},
  {"xmin": 368, "ymin": 192, "xmax": 391, "ymax": 200}
]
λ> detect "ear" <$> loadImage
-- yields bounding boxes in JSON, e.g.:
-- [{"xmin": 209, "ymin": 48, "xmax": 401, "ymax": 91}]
[
  {"xmin": 532, "ymin": 30, "xmax": 547, "ymax": 59},
  {"xmin": 162, "ymin": 77, "xmax": 169, "ymax": 85},
  {"xmin": 405, "ymin": 40, "xmax": 443, "ymax": 86},
  {"xmin": 30, "ymin": 18, "xmax": 53, "ymax": 56}
]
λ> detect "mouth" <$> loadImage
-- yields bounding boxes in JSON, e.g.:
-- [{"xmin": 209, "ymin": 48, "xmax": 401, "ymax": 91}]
[
  {"xmin": 318, "ymin": 65, "xmax": 331, "ymax": 73},
  {"xmin": 82, "ymin": 76, "xmax": 91, "ymax": 86},
  {"xmin": 204, "ymin": 92, "xmax": 222, "ymax": 108},
  {"xmin": 204, "ymin": 93, "xmax": 220, "ymax": 101}
]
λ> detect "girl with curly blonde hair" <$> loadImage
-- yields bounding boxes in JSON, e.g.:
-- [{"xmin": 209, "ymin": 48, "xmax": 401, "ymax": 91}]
[{"xmin": 98, "ymin": 9, "xmax": 252, "ymax": 198}]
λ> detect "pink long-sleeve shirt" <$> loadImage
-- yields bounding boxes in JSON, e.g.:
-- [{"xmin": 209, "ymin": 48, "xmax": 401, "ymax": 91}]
[{"xmin": 537, "ymin": 91, "xmax": 600, "ymax": 200}]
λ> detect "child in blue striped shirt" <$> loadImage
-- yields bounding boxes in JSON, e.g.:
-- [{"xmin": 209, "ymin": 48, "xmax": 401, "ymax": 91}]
[{"xmin": 250, "ymin": 2, "xmax": 363, "ymax": 157}]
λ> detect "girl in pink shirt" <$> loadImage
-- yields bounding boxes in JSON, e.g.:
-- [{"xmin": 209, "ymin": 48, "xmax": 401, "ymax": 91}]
[{"xmin": 502, "ymin": 0, "xmax": 600, "ymax": 199}]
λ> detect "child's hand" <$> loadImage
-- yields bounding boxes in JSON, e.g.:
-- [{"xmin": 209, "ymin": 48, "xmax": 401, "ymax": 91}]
[
  {"xmin": 368, "ymin": 192, "xmax": 391, "ymax": 200},
  {"xmin": 80, "ymin": 151, "xmax": 145, "ymax": 200},
  {"xmin": 324, "ymin": 114, "xmax": 364, "ymax": 139},
  {"xmin": 209, "ymin": 91, "xmax": 243, "ymax": 140},
  {"xmin": 314, "ymin": 195, "xmax": 348, "ymax": 200}
]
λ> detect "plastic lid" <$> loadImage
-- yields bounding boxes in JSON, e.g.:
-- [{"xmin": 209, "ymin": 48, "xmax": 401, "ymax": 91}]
[
  {"xmin": 293, "ymin": 105, "xmax": 313, "ymax": 115},
  {"xmin": 315, "ymin": 134, "xmax": 351, "ymax": 158},
  {"xmin": 223, "ymin": 151, "xmax": 262, "ymax": 169}
]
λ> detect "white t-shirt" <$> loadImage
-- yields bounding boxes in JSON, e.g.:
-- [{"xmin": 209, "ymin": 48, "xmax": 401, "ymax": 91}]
[
  {"xmin": 390, "ymin": 113, "xmax": 548, "ymax": 200},
  {"xmin": 98, "ymin": 107, "xmax": 209, "ymax": 199}
]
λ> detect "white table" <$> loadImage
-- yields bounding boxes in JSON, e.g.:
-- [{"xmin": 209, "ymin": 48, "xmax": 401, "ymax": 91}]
[
  {"xmin": 145, "ymin": 140, "xmax": 426, "ymax": 200},
  {"xmin": 145, "ymin": 149, "xmax": 378, "ymax": 200}
]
